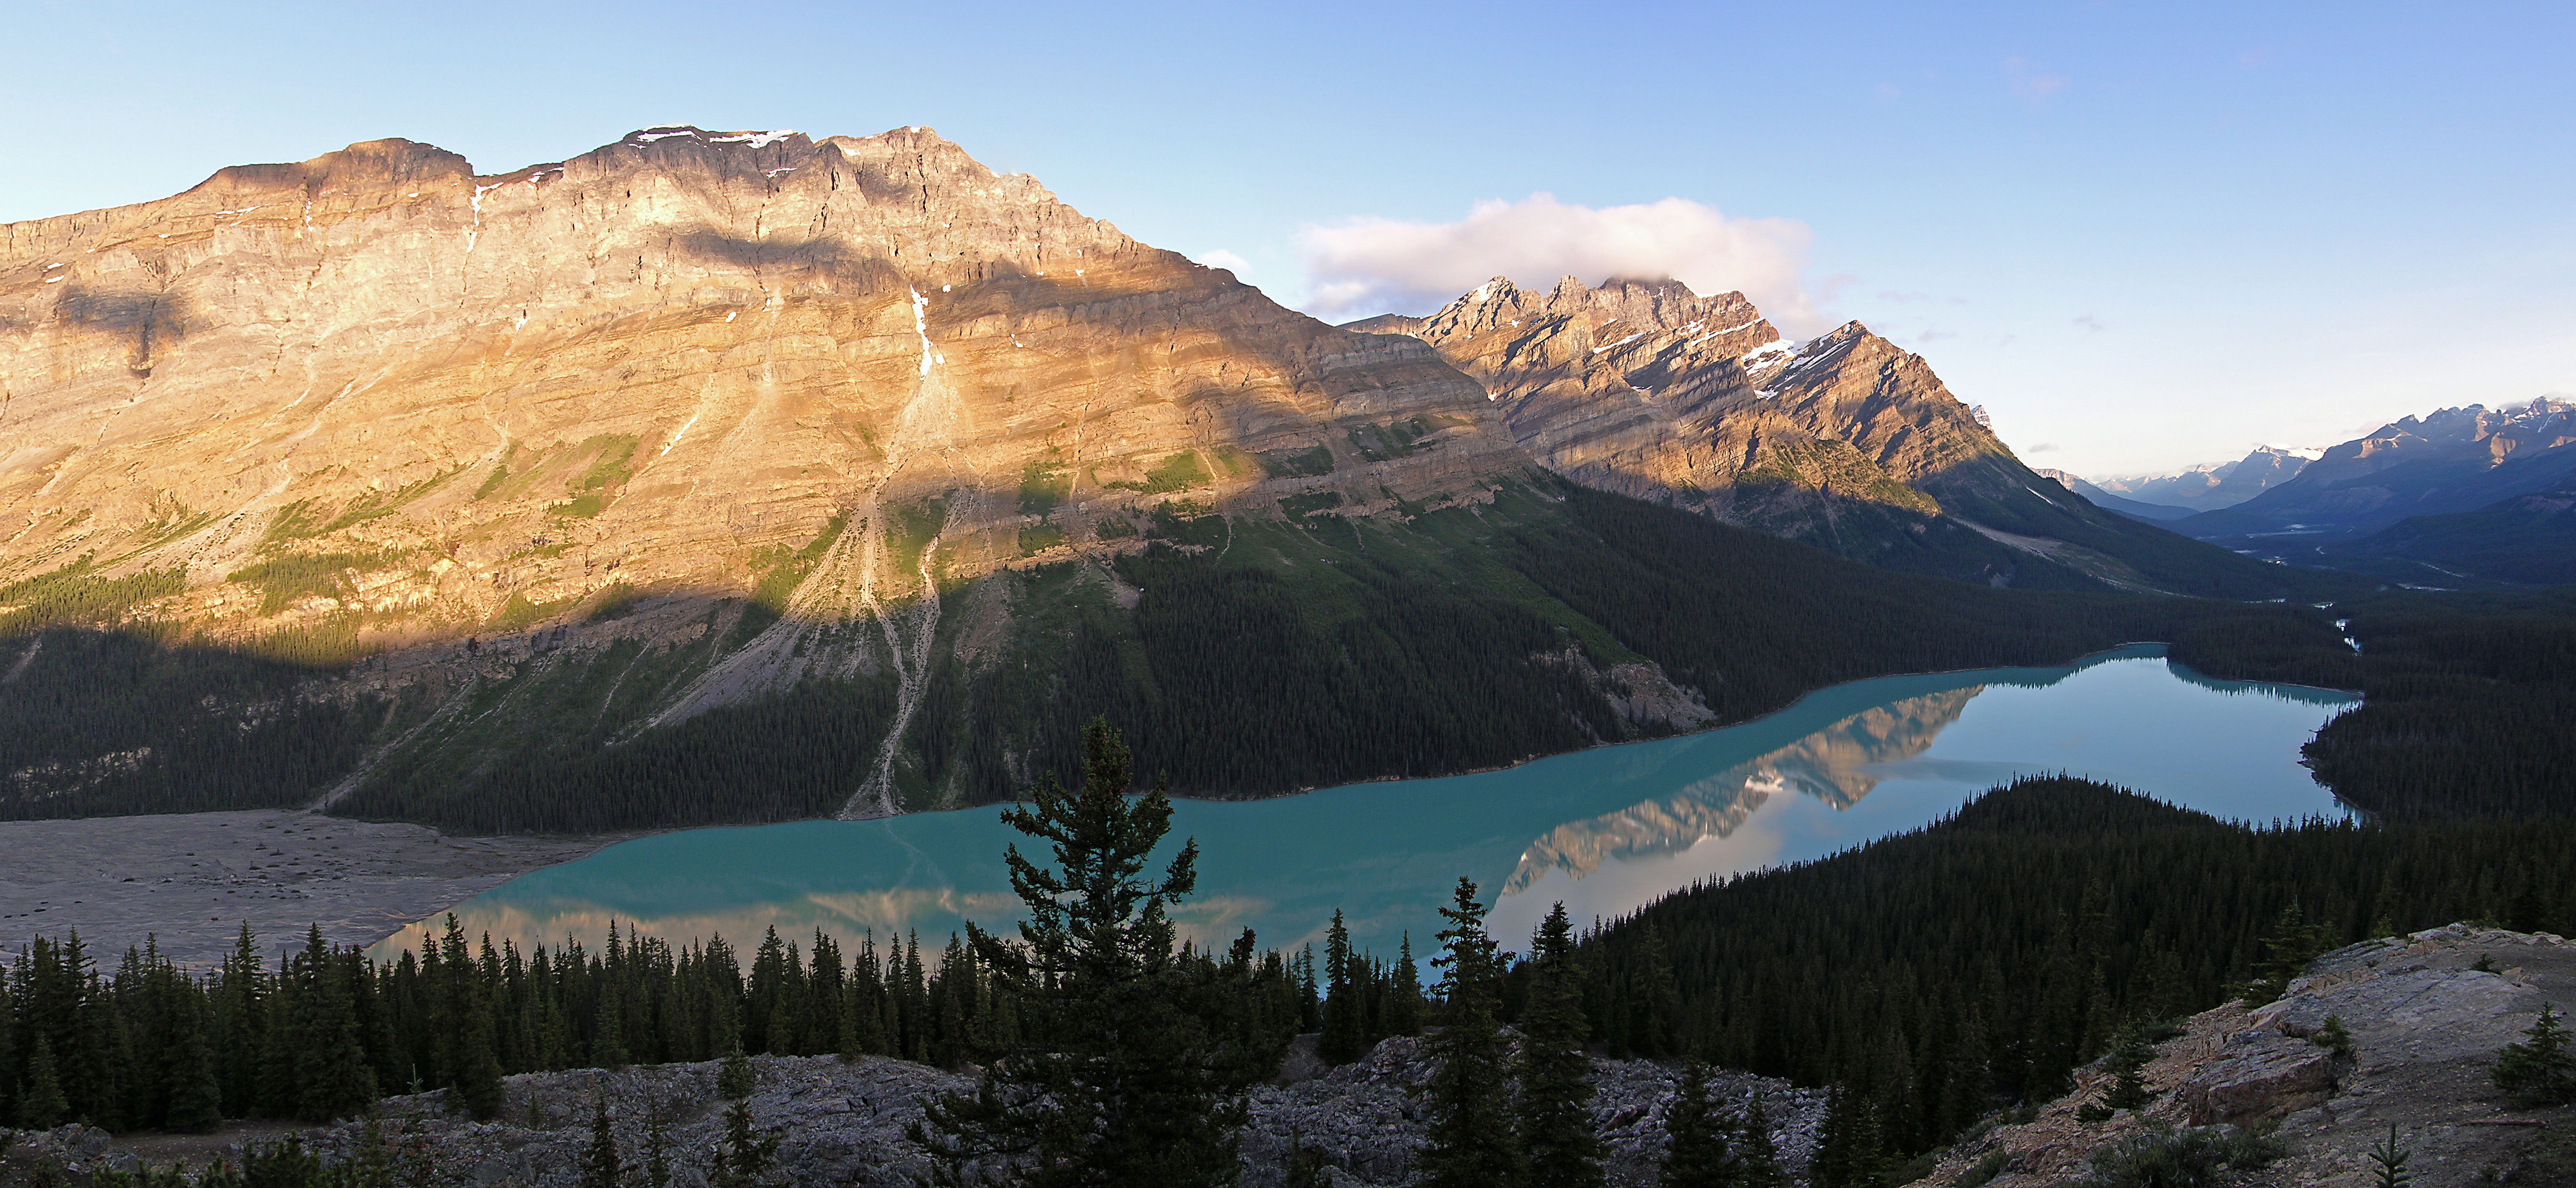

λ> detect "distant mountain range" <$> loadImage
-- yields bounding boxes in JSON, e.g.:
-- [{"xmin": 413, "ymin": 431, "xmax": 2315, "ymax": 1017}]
[
  {"xmin": 2051, "ymin": 400, "xmax": 2576, "ymax": 586},
  {"xmin": 2030, "ymin": 471, "xmax": 2195, "ymax": 522},
  {"xmin": 2085, "ymin": 446, "xmax": 2319, "ymax": 513}
]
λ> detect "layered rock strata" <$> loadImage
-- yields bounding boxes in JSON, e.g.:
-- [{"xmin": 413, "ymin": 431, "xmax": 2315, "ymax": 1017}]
[
  {"xmin": 1350, "ymin": 276, "xmax": 2065, "ymax": 548},
  {"xmin": 0, "ymin": 125, "xmax": 1513, "ymax": 669}
]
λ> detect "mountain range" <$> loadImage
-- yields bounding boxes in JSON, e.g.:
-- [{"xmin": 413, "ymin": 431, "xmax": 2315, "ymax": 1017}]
[
  {"xmin": 2087, "ymin": 445, "xmax": 2319, "ymax": 512},
  {"xmin": 2156, "ymin": 399, "xmax": 2576, "ymax": 584},
  {"xmin": 0, "ymin": 126, "xmax": 2313, "ymax": 831}
]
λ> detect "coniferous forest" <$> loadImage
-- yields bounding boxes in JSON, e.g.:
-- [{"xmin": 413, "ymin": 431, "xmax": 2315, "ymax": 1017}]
[{"xmin": 1566, "ymin": 777, "xmax": 2576, "ymax": 1182}]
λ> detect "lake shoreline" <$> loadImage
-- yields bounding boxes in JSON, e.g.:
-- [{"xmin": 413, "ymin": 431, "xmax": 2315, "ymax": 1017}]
[
  {"xmin": 7, "ymin": 643, "xmax": 2359, "ymax": 964},
  {"xmin": 0, "ymin": 810, "xmax": 644, "ymax": 968}
]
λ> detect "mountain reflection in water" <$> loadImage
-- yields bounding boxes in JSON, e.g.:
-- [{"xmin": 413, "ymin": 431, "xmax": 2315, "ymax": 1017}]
[
  {"xmin": 375, "ymin": 648, "xmax": 2356, "ymax": 961},
  {"xmin": 1505, "ymin": 689, "xmax": 1979, "ymax": 894}
]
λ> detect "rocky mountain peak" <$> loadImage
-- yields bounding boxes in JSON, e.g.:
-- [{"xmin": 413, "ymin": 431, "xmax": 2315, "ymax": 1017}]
[{"xmin": 0, "ymin": 125, "xmax": 1516, "ymax": 800}]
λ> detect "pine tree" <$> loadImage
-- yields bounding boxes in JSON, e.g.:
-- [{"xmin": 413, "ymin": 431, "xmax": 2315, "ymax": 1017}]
[
  {"xmin": 1387, "ymin": 935, "xmax": 1424, "ymax": 1038},
  {"xmin": 644, "ymin": 1097, "xmax": 675, "ymax": 1188},
  {"xmin": 594, "ymin": 982, "xmax": 630, "ymax": 1070},
  {"xmin": 1418, "ymin": 877, "xmax": 1519, "ymax": 1188},
  {"xmin": 1517, "ymin": 903, "xmax": 1604, "ymax": 1188},
  {"xmin": 1659, "ymin": 1062, "xmax": 1732, "ymax": 1188},
  {"xmin": 1631, "ymin": 923, "xmax": 1681, "ymax": 1060},
  {"xmin": 581, "ymin": 1097, "xmax": 625, "ymax": 1188},
  {"xmin": 2240, "ymin": 901, "xmax": 2332, "ymax": 1006},
  {"xmin": 718, "ymin": 1046, "xmax": 756, "ymax": 1100},
  {"xmin": 2493, "ymin": 1001, "xmax": 2576, "ymax": 1105},
  {"xmin": 709, "ymin": 1097, "xmax": 778, "ymax": 1188},
  {"xmin": 214, "ymin": 925, "xmax": 266, "ymax": 1119},
  {"xmin": 912, "ymin": 719, "xmax": 1248, "ymax": 1187},
  {"xmin": 19, "ymin": 1033, "xmax": 69, "ymax": 1129},
  {"xmin": 2368, "ymin": 1121, "xmax": 2413, "ymax": 1188},
  {"xmin": 348, "ymin": 1111, "xmax": 395, "ymax": 1188},
  {"xmin": 164, "ymin": 1002, "xmax": 225, "ymax": 1134},
  {"xmin": 1319, "ymin": 911, "xmax": 1365, "ymax": 1065},
  {"xmin": 1812, "ymin": 1081, "xmax": 1889, "ymax": 1188},
  {"xmin": 292, "ymin": 929, "xmax": 379, "ymax": 1122},
  {"xmin": 2369, "ymin": 873, "xmax": 2405, "ymax": 939},
  {"xmin": 1733, "ymin": 1099, "xmax": 1787, "ymax": 1188}
]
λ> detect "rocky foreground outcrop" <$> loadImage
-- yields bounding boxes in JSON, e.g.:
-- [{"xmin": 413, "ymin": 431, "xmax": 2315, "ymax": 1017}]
[
  {"xmin": 0, "ymin": 1037, "xmax": 1824, "ymax": 1187},
  {"xmin": 1906, "ymin": 925, "xmax": 2576, "ymax": 1187}
]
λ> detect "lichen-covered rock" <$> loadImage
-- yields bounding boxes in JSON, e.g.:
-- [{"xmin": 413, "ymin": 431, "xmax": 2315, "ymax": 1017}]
[
  {"xmin": 2174, "ymin": 1028, "xmax": 2337, "ymax": 1124},
  {"xmin": 14, "ymin": 1039, "xmax": 1824, "ymax": 1187},
  {"xmin": 1901, "ymin": 925, "xmax": 2576, "ymax": 1188}
]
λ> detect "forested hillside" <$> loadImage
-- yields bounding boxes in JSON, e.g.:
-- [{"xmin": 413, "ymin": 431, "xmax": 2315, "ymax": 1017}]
[
  {"xmin": 0, "ymin": 473, "xmax": 2373, "ymax": 832},
  {"xmin": 1568, "ymin": 777, "xmax": 2576, "ymax": 1178},
  {"xmin": 2170, "ymin": 585, "xmax": 2576, "ymax": 820},
  {"xmin": 321, "ymin": 481, "xmax": 2347, "ymax": 832}
]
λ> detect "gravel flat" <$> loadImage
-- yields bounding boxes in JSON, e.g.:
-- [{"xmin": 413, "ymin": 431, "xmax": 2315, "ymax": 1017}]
[{"xmin": 0, "ymin": 809, "xmax": 634, "ymax": 967}]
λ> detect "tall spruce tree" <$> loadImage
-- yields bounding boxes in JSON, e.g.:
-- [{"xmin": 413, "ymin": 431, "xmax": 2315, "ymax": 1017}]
[
  {"xmin": 1659, "ymin": 1062, "xmax": 1732, "ymax": 1188},
  {"xmin": 1734, "ymin": 1098, "xmax": 1787, "ymax": 1188},
  {"xmin": 18, "ymin": 1034, "xmax": 68, "ymax": 1129},
  {"xmin": 582, "ymin": 1097, "xmax": 625, "ymax": 1188},
  {"xmin": 1319, "ymin": 911, "xmax": 1366, "ymax": 1065},
  {"xmin": 710, "ymin": 1096, "xmax": 780, "ymax": 1188},
  {"xmin": 291, "ymin": 928, "xmax": 379, "ymax": 1122},
  {"xmin": 1388, "ymin": 935, "xmax": 1424, "ymax": 1038},
  {"xmin": 1418, "ymin": 877, "xmax": 1519, "ymax": 1188},
  {"xmin": 1517, "ymin": 903, "xmax": 1604, "ymax": 1188},
  {"xmin": 912, "ymin": 719, "xmax": 1247, "ymax": 1187},
  {"xmin": 163, "ymin": 999, "xmax": 225, "ymax": 1134}
]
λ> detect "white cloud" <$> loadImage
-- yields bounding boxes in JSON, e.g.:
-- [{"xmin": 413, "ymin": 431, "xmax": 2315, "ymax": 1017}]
[
  {"xmin": 1295, "ymin": 193, "xmax": 1825, "ymax": 334},
  {"xmin": 1195, "ymin": 249, "xmax": 1250, "ymax": 273}
]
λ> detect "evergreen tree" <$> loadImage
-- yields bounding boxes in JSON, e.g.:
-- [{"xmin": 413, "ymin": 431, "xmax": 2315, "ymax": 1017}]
[
  {"xmin": 2369, "ymin": 874, "xmax": 2405, "ymax": 939},
  {"xmin": 2493, "ymin": 1001, "xmax": 2576, "ymax": 1105},
  {"xmin": 1319, "ymin": 911, "xmax": 1365, "ymax": 1065},
  {"xmin": 718, "ymin": 1046, "xmax": 756, "ymax": 1100},
  {"xmin": 710, "ymin": 1097, "xmax": 779, "ymax": 1188},
  {"xmin": 1659, "ymin": 1062, "xmax": 1732, "ymax": 1188},
  {"xmin": 1733, "ymin": 1099, "xmax": 1787, "ymax": 1188},
  {"xmin": 2240, "ymin": 901, "xmax": 2332, "ymax": 1006},
  {"xmin": 291, "ymin": 929, "xmax": 379, "ymax": 1122},
  {"xmin": 2100, "ymin": 1031, "xmax": 2155, "ymax": 1112},
  {"xmin": 19, "ymin": 1034, "xmax": 68, "ymax": 1129},
  {"xmin": 2368, "ymin": 1121, "xmax": 2413, "ymax": 1188},
  {"xmin": 164, "ymin": 1001, "xmax": 225, "ymax": 1134},
  {"xmin": 582, "ymin": 1097, "xmax": 625, "ymax": 1188},
  {"xmin": 644, "ymin": 1097, "xmax": 675, "ymax": 1188},
  {"xmin": 913, "ymin": 719, "xmax": 1248, "ymax": 1187},
  {"xmin": 1387, "ymin": 935, "xmax": 1424, "ymax": 1038},
  {"xmin": 1812, "ymin": 1081, "xmax": 1889, "ymax": 1188},
  {"xmin": 594, "ymin": 983, "xmax": 630, "ymax": 1070},
  {"xmin": 346, "ymin": 1111, "xmax": 395, "ymax": 1188},
  {"xmin": 1418, "ymin": 877, "xmax": 1519, "ymax": 1188},
  {"xmin": 1630, "ymin": 923, "xmax": 1681, "ymax": 1060},
  {"xmin": 432, "ymin": 918, "xmax": 506, "ymax": 1119},
  {"xmin": 1517, "ymin": 903, "xmax": 1603, "ymax": 1188},
  {"xmin": 214, "ymin": 925, "xmax": 266, "ymax": 1119}
]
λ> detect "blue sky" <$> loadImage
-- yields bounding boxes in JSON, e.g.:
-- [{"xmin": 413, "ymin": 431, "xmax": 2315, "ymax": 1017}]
[{"xmin": 7, "ymin": 0, "xmax": 2567, "ymax": 476}]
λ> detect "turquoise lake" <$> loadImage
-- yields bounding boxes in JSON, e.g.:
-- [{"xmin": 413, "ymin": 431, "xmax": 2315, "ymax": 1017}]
[{"xmin": 375, "ymin": 646, "xmax": 2357, "ymax": 962}]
